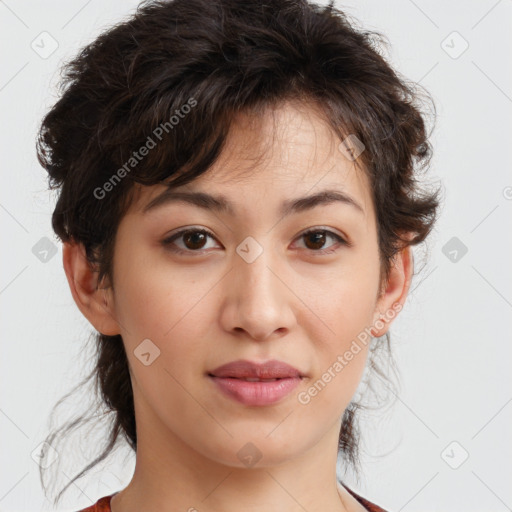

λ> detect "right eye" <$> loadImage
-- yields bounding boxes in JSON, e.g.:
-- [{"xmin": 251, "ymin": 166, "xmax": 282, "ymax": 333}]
[{"xmin": 161, "ymin": 228, "xmax": 220, "ymax": 255}]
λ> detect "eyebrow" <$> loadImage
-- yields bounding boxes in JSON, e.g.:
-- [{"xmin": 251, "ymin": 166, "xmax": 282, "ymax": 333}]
[{"xmin": 142, "ymin": 188, "xmax": 364, "ymax": 217}]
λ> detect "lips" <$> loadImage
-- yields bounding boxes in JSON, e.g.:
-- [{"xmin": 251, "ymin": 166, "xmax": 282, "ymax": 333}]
[
  {"xmin": 207, "ymin": 359, "xmax": 304, "ymax": 406},
  {"xmin": 208, "ymin": 359, "xmax": 303, "ymax": 380}
]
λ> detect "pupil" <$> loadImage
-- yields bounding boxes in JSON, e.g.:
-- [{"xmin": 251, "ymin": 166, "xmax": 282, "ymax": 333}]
[
  {"xmin": 306, "ymin": 231, "xmax": 325, "ymax": 249},
  {"xmin": 185, "ymin": 232, "xmax": 206, "ymax": 249}
]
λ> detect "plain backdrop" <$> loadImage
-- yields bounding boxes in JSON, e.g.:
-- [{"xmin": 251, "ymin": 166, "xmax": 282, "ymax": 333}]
[{"xmin": 1, "ymin": 1, "xmax": 511, "ymax": 511}]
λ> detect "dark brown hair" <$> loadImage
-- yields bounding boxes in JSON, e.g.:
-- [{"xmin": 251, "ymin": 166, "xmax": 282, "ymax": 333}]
[{"xmin": 36, "ymin": 0, "xmax": 440, "ymax": 505}]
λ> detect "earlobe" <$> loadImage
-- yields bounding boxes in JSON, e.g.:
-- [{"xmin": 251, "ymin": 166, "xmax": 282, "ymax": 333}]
[
  {"xmin": 62, "ymin": 241, "xmax": 120, "ymax": 336},
  {"xmin": 371, "ymin": 245, "xmax": 414, "ymax": 338}
]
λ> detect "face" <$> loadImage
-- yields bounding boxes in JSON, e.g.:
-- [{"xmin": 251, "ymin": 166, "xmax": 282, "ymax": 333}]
[{"xmin": 75, "ymin": 100, "xmax": 408, "ymax": 469}]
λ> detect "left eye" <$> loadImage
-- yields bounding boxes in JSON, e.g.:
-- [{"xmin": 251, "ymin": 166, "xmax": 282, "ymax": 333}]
[
  {"xmin": 296, "ymin": 228, "xmax": 348, "ymax": 254},
  {"xmin": 162, "ymin": 227, "xmax": 348, "ymax": 255}
]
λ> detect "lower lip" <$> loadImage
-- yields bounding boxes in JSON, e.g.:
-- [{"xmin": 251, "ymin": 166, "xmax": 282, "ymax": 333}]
[{"xmin": 209, "ymin": 376, "xmax": 302, "ymax": 406}]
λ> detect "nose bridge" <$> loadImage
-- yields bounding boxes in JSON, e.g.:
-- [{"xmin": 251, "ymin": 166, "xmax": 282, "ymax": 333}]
[
  {"xmin": 229, "ymin": 234, "xmax": 290, "ymax": 339},
  {"xmin": 235, "ymin": 234, "xmax": 279, "ymax": 301}
]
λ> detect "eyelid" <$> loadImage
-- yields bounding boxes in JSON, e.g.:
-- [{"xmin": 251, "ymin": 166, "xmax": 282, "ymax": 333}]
[
  {"xmin": 300, "ymin": 226, "xmax": 351, "ymax": 246},
  {"xmin": 162, "ymin": 225, "xmax": 216, "ymax": 243}
]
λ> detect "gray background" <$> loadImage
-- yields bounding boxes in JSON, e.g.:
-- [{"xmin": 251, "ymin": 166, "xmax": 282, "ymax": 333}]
[{"xmin": 1, "ymin": 0, "xmax": 511, "ymax": 511}]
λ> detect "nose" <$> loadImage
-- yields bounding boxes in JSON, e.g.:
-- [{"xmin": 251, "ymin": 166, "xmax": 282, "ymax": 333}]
[{"xmin": 220, "ymin": 244, "xmax": 295, "ymax": 342}]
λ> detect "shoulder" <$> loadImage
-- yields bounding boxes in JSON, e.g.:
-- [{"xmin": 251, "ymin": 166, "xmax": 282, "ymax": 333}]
[
  {"xmin": 342, "ymin": 483, "xmax": 390, "ymax": 512},
  {"xmin": 74, "ymin": 493, "xmax": 116, "ymax": 512},
  {"xmin": 77, "ymin": 488, "xmax": 388, "ymax": 512}
]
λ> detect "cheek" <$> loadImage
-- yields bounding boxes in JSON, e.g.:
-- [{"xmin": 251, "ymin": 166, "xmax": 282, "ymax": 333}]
[
  {"xmin": 113, "ymin": 257, "xmax": 211, "ymax": 414},
  {"xmin": 326, "ymin": 277, "xmax": 378, "ymax": 342},
  {"xmin": 297, "ymin": 289, "xmax": 373, "ymax": 418},
  {"xmin": 112, "ymin": 242, "xmax": 212, "ymax": 342},
  {"xmin": 303, "ymin": 248, "xmax": 380, "ymax": 342},
  {"xmin": 310, "ymin": 302, "xmax": 372, "ymax": 404},
  {"xmin": 298, "ymin": 252, "xmax": 379, "ymax": 405}
]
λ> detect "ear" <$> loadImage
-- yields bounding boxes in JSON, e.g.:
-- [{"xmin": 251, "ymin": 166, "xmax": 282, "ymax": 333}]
[
  {"xmin": 370, "ymin": 244, "xmax": 414, "ymax": 338},
  {"xmin": 62, "ymin": 241, "xmax": 120, "ymax": 336}
]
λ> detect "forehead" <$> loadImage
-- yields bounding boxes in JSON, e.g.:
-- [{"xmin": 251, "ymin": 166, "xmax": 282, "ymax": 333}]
[{"xmin": 129, "ymin": 100, "xmax": 374, "ymax": 219}]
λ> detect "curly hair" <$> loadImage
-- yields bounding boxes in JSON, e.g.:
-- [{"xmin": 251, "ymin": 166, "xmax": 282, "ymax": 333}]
[{"xmin": 36, "ymin": 0, "xmax": 440, "ymax": 505}]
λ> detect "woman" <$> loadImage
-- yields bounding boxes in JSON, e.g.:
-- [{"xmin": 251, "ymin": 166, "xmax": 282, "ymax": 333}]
[{"xmin": 36, "ymin": 0, "xmax": 440, "ymax": 510}]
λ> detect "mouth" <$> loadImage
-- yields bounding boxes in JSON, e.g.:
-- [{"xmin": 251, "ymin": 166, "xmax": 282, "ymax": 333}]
[
  {"xmin": 208, "ymin": 374, "xmax": 302, "ymax": 406},
  {"xmin": 207, "ymin": 375, "xmax": 299, "ymax": 382},
  {"xmin": 206, "ymin": 359, "xmax": 305, "ymax": 406},
  {"xmin": 208, "ymin": 358, "xmax": 304, "ymax": 380}
]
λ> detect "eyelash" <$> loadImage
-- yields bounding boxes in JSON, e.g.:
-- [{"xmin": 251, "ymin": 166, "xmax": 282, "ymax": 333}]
[{"xmin": 161, "ymin": 227, "xmax": 350, "ymax": 256}]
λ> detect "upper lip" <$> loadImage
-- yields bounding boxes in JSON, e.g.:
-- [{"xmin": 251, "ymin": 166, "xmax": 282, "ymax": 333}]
[{"xmin": 208, "ymin": 359, "xmax": 303, "ymax": 379}]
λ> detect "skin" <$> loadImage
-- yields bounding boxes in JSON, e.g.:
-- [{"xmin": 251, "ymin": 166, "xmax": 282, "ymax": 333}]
[{"xmin": 63, "ymin": 99, "xmax": 413, "ymax": 512}]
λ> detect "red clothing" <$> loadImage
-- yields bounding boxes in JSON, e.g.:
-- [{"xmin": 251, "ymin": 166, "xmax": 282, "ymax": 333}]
[{"xmin": 75, "ymin": 484, "xmax": 388, "ymax": 512}]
